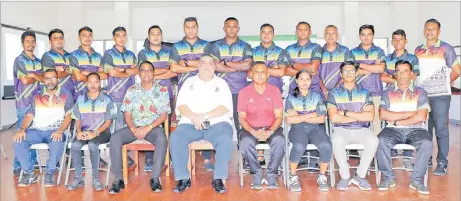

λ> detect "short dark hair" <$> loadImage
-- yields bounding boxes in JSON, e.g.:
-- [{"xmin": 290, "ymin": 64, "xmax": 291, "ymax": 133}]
[
  {"xmin": 251, "ymin": 61, "xmax": 267, "ymax": 70},
  {"xmin": 21, "ymin": 31, "xmax": 36, "ymax": 43},
  {"xmin": 392, "ymin": 29, "xmax": 406, "ymax": 38},
  {"xmin": 340, "ymin": 61, "xmax": 358, "ymax": 73},
  {"xmin": 395, "ymin": 60, "xmax": 413, "ymax": 71},
  {"xmin": 44, "ymin": 68, "xmax": 58, "ymax": 77},
  {"xmin": 148, "ymin": 25, "xmax": 162, "ymax": 35},
  {"xmin": 224, "ymin": 17, "xmax": 239, "ymax": 23},
  {"xmin": 296, "ymin": 21, "xmax": 311, "ymax": 30},
  {"xmin": 112, "ymin": 26, "xmax": 127, "ymax": 36},
  {"xmin": 260, "ymin": 23, "xmax": 274, "ymax": 32},
  {"xmin": 78, "ymin": 26, "xmax": 93, "ymax": 35},
  {"xmin": 359, "ymin": 24, "xmax": 375, "ymax": 35},
  {"xmin": 425, "ymin": 18, "xmax": 441, "ymax": 29},
  {"xmin": 87, "ymin": 72, "xmax": 101, "ymax": 81},
  {"xmin": 48, "ymin": 29, "xmax": 64, "ymax": 40},
  {"xmin": 184, "ymin": 17, "xmax": 198, "ymax": 26},
  {"xmin": 138, "ymin": 60, "xmax": 155, "ymax": 71}
]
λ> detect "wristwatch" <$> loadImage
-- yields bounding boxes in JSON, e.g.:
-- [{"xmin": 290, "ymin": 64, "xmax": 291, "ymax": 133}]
[
  {"xmin": 393, "ymin": 120, "xmax": 398, "ymax": 126},
  {"xmin": 223, "ymin": 60, "xmax": 228, "ymax": 66},
  {"xmin": 343, "ymin": 110, "xmax": 348, "ymax": 116},
  {"xmin": 184, "ymin": 60, "xmax": 189, "ymax": 67}
]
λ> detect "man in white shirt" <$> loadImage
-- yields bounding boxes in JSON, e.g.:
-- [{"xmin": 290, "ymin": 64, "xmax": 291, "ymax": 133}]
[{"xmin": 169, "ymin": 55, "xmax": 234, "ymax": 194}]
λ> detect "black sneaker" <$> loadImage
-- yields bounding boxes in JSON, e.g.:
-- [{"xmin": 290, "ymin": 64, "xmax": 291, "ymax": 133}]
[
  {"xmin": 13, "ymin": 169, "xmax": 21, "ymax": 177},
  {"xmin": 109, "ymin": 180, "xmax": 125, "ymax": 194},
  {"xmin": 18, "ymin": 172, "xmax": 39, "ymax": 187},
  {"xmin": 44, "ymin": 172, "xmax": 55, "ymax": 187},
  {"xmin": 433, "ymin": 162, "xmax": 448, "ymax": 176},
  {"xmin": 150, "ymin": 177, "xmax": 162, "ymax": 193}
]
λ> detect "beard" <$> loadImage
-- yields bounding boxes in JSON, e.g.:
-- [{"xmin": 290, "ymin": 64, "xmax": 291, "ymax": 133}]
[{"xmin": 46, "ymin": 83, "xmax": 58, "ymax": 90}]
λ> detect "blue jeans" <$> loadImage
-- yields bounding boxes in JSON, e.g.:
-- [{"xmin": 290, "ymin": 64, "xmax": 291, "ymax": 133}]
[
  {"xmin": 428, "ymin": 95, "xmax": 451, "ymax": 165},
  {"xmin": 13, "ymin": 107, "xmax": 37, "ymax": 170},
  {"xmin": 13, "ymin": 129, "xmax": 66, "ymax": 174}
]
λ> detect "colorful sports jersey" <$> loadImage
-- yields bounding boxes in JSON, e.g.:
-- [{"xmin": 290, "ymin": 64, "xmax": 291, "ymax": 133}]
[
  {"xmin": 285, "ymin": 41, "xmax": 322, "ymax": 94},
  {"xmin": 170, "ymin": 37, "xmax": 210, "ymax": 90},
  {"xmin": 72, "ymin": 93, "xmax": 116, "ymax": 131},
  {"xmin": 137, "ymin": 45, "xmax": 175, "ymax": 99},
  {"xmin": 319, "ymin": 43, "xmax": 350, "ymax": 90},
  {"xmin": 252, "ymin": 42, "xmax": 290, "ymax": 92},
  {"xmin": 69, "ymin": 46, "xmax": 103, "ymax": 100},
  {"xmin": 380, "ymin": 81, "xmax": 430, "ymax": 128},
  {"xmin": 384, "ymin": 50, "xmax": 419, "ymax": 76},
  {"xmin": 285, "ymin": 90, "xmax": 326, "ymax": 117},
  {"xmin": 13, "ymin": 51, "xmax": 42, "ymax": 108},
  {"xmin": 347, "ymin": 43, "xmax": 386, "ymax": 96},
  {"xmin": 208, "ymin": 37, "xmax": 253, "ymax": 94},
  {"xmin": 327, "ymin": 84, "xmax": 373, "ymax": 129},
  {"xmin": 27, "ymin": 87, "xmax": 74, "ymax": 131},
  {"xmin": 414, "ymin": 40, "xmax": 459, "ymax": 97},
  {"xmin": 41, "ymin": 49, "xmax": 74, "ymax": 97},
  {"xmin": 102, "ymin": 46, "xmax": 137, "ymax": 103}
]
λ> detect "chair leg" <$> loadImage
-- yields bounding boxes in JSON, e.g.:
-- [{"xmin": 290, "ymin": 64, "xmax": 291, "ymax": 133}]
[
  {"xmin": 18, "ymin": 170, "xmax": 23, "ymax": 183},
  {"xmin": 134, "ymin": 151, "xmax": 139, "ymax": 176},
  {"xmin": 191, "ymin": 150, "xmax": 196, "ymax": 176},
  {"xmin": 64, "ymin": 152, "xmax": 72, "ymax": 186},
  {"xmin": 106, "ymin": 154, "xmax": 111, "ymax": 188},
  {"xmin": 329, "ymin": 156, "xmax": 336, "ymax": 187},
  {"xmin": 57, "ymin": 146, "xmax": 68, "ymax": 186},
  {"xmin": 36, "ymin": 150, "xmax": 43, "ymax": 174},
  {"xmin": 239, "ymin": 153, "xmax": 244, "ymax": 188},
  {"xmin": 374, "ymin": 156, "xmax": 379, "ymax": 185},
  {"xmin": 424, "ymin": 166, "xmax": 428, "ymax": 187},
  {"xmin": 165, "ymin": 144, "xmax": 170, "ymax": 177},
  {"xmin": 0, "ymin": 144, "xmax": 7, "ymax": 159},
  {"xmin": 122, "ymin": 146, "xmax": 128, "ymax": 184},
  {"xmin": 187, "ymin": 148, "xmax": 192, "ymax": 177}
]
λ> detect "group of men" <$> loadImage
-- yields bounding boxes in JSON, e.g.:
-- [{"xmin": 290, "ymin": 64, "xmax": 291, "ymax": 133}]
[{"xmin": 10, "ymin": 16, "xmax": 460, "ymax": 195}]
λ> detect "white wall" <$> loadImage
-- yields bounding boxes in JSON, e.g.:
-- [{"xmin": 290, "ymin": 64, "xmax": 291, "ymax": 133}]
[{"xmin": 1, "ymin": 1, "xmax": 460, "ymax": 127}]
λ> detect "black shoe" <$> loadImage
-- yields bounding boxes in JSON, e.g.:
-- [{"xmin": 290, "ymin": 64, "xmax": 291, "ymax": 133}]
[
  {"xmin": 173, "ymin": 179, "xmax": 191, "ymax": 193},
  {"xmin": 150, "ymin": 177, "xmax": 162, "ymax": 193},
  {"xmin": 212, "ymin": 179, "xmax": 227, "ymax": 194},
  {"xmin": 13, "ymin": 169, "xmax": 21, "ymax": 177},
  {"xmin": 108, "ymin": 180, "xmax": 125, "ymax": 194},
  {"xmin": 259, "ymin": 160, "xmax": 266, "ymax": 166}
]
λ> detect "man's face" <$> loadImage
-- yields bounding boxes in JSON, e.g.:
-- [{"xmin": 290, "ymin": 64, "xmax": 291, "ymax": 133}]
[
  {"xmin": 324, "ymin": 27, "xmax": 338, "ymax": 44},
  {"xmin": 424, "ymin": 22, "xmax": 440, "ymax": 41},
  {"xmin": 395, "ymin": 63, "xmax": 413, "ymax": 85},
  {"xmin": 139, "ymin": 63, "xmax": 155, "ymax": 82},
  {"xmin": 198, "ymin": 56, "xmax": 216, "ymax": 76},
  {"xmin": 79, "ymin": 30, "xmax": 93, "ymax": 47},
  {"xmin": 113, "ymin": 30, "xmax": 127, "ymax": 47},
  {"xmin": 251, "ymin": 64, "xmax": 269, "ymax": 85},
  {"xmin": 50, "ymin": 33, "xmax": 64, "ymax": 50},
  {"xmin": 87, "ymin": 75, "xmax": 101, "ymax": 93},
  {"xmin": 22, "ymin": 36, "xmax": 36, "ymax": 52},
  {"xmin": 340, "ymin": 65, "xmax": 357, "ymax": 82},
  {"xmin": 184, "ymin": 21, "xmax": 198, "ymax": 40},
  {"xmin": 296, "ymin": 24, "xmax": 311, "ymax": 41},
  {"xmin": 224, "ymin": 20, "xmax": 239, "ymax": 38},
  {"xmin": 359, "ymin": 28, "xmax": 374, "ymax": 46},
  {"xmin": 260, "ymin": 26, "xmax": 274, "ymax": 44},
  {"xmin": 43, "ymin": 71, "xmax": 58, "ymax": 90},
  {"xmin": 392, "ymin": 34, "xmax": 407, "ymax": 51},
  {"xmin": 149, "ymin": 28, "xmax": 163, "ymax": 46}
]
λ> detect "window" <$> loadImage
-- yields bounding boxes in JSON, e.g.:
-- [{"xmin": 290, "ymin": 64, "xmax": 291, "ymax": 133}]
[
  {"xmin": 1, "ymin": 27, "xmax": 49, "ymax": 87},
  {"xmin": 91, "ymin": 40, "xmax": 114, "ymax": 54},
  {"xmin": 374, "ymin": 37, "xmax": 390, "ymax": 54}
]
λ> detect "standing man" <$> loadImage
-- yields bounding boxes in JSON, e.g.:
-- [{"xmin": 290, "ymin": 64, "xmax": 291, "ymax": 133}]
[
  {"xmin": 207, "ymin": 17, "xmax": 253, "ymax": 131},
  {"xmin": 170, "ymin": 17, "xmax": 214, "ymax": 171},
  {"xmin": 108, "ymin": 61, "xmax": 170, "ymax": 194},
  {"xmin": 12, "ymin": 31, "xmax": 42, "ymax": 177},
  {"xmin": 347, "ymin": 24, "xmax": 386, "ymax": 135},
  {"xmin": 238, "ymin": 63, "xmax": 285, "ymax": 190},
  {"xmin": 70, "ymin": 26, "xmax": 107, "ymax": 100},
  {"xmin": 137, "ymin": 25, "xmax": 177, "ymax": 172},
  {"xmin": 414, "ymin": 19, "xmax": 461, "ymax": 175},
  {"xmin": 252, "ymin": 23, "xmax": 289, "ymax": 93},
  {"xmin": 285, "ymin": 21, "xmax": 323, "ymax": 171},
  {"xmin": 102, "ymin": 26, "xmax": 138, "ymax": 131},
  {"xmin": 319, "ymin": 25, "xmax": 351, "ymax": 92}
]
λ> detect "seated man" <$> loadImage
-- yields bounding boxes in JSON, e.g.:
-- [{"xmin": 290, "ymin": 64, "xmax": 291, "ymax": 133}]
[
  {"xmin": 377, "ymin": 60, "xmax": 432, "ymax": 195},
  {"xmin": 67, "ymin": 72, "xmax": 115, "ymax": 191},
  {"xmin": 13, "ymin": 68, "xmax": 73, "ymax": 187},
  {"xmin": 170, "ymin": 55, "xmax": 233, "ymax": 194},
  {"xmin": 327, "ymin": 61, "xmax": 378, "ymax": 191},
  {"xmin": 108, "ymin": 61, "xmax": 170, "ymax": 194},
  {"xmin": 238, "ymin": 62, "xmax": 285, "ymax": 190}
]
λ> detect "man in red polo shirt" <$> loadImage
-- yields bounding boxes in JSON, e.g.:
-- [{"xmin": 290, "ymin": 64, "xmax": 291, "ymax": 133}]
[{"xmin": 238, "ymin": 62, "xmax": 285, "ymax": 190}]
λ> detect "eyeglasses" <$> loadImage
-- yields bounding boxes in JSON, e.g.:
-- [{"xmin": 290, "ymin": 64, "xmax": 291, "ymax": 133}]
[
  {"xmin": 44, "ymin": 77, "xmax": 58, "ymax": 81},
  {"xmin": 341, "ymin": 69, "xmax": 356, "ymax": 75}
]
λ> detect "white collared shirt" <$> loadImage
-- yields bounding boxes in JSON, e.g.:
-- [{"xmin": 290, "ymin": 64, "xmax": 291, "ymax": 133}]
[{"xmin": 176, "ymin": 75, "xmax": 233, "ymax": 126}]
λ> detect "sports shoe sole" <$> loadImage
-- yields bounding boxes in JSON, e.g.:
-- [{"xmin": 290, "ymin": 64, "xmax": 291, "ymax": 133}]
[
  {"xmin": 409, "ymin": 184, "xmax": 430, "ymax": 195},
  {"xmin": 351, "ymin": 178, "xmax": 372, "ymax": 191}
]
